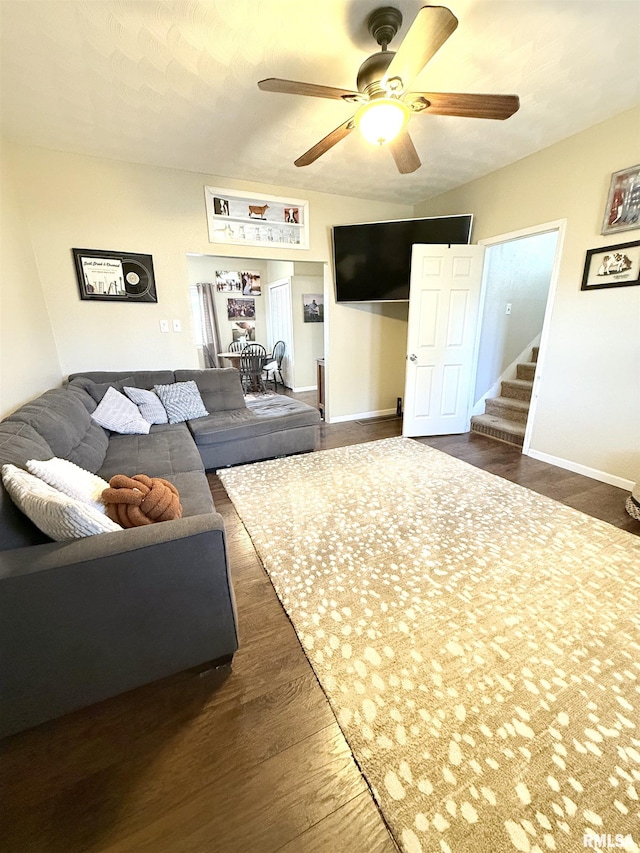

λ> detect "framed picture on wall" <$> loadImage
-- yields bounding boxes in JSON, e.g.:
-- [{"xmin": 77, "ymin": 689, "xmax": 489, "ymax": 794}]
[
  {"xmin": 215, "ymin": 270, "xmax": 242, "ymax": 292},
  {"xmin": 601, "ymin": 164, "xmax": 640, "ymax": 235},
  {"xmin": 73, "ymin": 248, "xmax": 157, "ymax": 302},
  {"xmin": 227, "ymin": 298, "xmax": 255, "ymax": 320},
  {"xmin": 581, "ymin": 240, "xmax": 640, "ymax": 291},
  {"xmin": 303, "ymin": 293, "xmax": 324, "ymax": 322},
  {"xmin": 232, "ymin": 322, "xmax": 255, "ymax": 341}
]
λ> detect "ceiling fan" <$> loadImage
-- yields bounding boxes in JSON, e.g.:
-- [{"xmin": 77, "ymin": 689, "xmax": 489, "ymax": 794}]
[{"xmin": 258, "ymin": 5, "xmax": 519, "ymax": 174}]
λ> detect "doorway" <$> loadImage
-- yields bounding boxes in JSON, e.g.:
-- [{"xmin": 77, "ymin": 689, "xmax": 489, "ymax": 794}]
[
  {"xmin": 268, "ymin": 278, "xmax": 294, "ymax": 388},
  {"xmin": 476, "ymin": 220, "xmax": 566, "ymax": 454},
  {"xmin": 185, "ymin": 254, "xmax": 325, "ymax": 394},
  {"xmin": 402, "ymin": 220, "xmax": 565, "ymax": 446}
]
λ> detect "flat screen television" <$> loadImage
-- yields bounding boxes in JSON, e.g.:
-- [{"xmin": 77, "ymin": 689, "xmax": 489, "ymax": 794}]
[{"xmin": 332, "ymin": 214, "xmax": 473, "ymax": 303}]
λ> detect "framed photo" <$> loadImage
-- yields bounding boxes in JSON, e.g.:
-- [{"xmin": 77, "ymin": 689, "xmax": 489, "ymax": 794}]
[
  {"xmin": 232, "ymin": 322, "xmax": 255, "ymax": 342},
  {"xmin": 227, "ymin": 298, "xmax": 255, "ymax": 320},
  {"xmin": 215, "ymin": 270, "xmax": 242, "ymax": 292},
  {"xmin": 303, "ymin": 293, "xmax": 324, "ymax": 323},
  {"xmin": 581, "ymin": 240, "xmax": 640, "ymax": 291},
  {"xmin": 73, "ymin": 249, "xmax": 157, "ymax": 302},
  {"xmin": 601, "ymin": 164, "xmax": 640, "ymax": 235},
  {"xmin": 241, "ymin": 271, "xmax": 261, "ymax": 295}
]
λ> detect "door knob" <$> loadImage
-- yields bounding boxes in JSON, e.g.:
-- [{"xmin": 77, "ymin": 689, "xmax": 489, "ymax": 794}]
[{"xmin": 408, "ymin": 353, "xmax": 418, "ymax": 362}]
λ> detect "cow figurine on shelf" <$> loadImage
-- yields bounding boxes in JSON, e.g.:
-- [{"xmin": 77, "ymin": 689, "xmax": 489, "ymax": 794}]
[{"xmin": 248, "ymin": 203, "xmax": 269, "ymax": 219}]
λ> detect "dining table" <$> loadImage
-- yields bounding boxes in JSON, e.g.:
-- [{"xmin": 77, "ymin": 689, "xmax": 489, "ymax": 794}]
[{"xmin": 217, "ymin": 350, "xmax": 272, "ymax": 369}]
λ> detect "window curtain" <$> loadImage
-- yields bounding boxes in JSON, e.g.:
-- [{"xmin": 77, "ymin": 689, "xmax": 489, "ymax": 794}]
[{"xmin": 194, "ymin": 282, "xmax": 223, "ymax": 368}]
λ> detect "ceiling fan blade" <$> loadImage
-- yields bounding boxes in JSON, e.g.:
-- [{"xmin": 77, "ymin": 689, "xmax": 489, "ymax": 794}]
[
  {"xmin": 258, "ymin": 78, "xmax": 361, "ymax": 101},
  {"xmin": 383, "ymin": 6, "xmax": 458, "ymax": 92},
  {"xmin": 295, "ymin": 118, "xmax": 355, "ymax": 167},
  {"xmin": 412, "ymin": 92, "xmax": 520, "ymax": 119},
  {"xmin": 390, "ymin": 130, "xmax": 421, "ymax": 174}
]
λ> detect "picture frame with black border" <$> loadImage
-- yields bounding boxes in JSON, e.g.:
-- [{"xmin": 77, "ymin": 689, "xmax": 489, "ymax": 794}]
[
  {"xmin": 73, "ymin": 248, "xmax": 157, "ymax": 302},
  {"xmin": 580, "ymin": 240, "xmax": 640, "ymax": 291}
]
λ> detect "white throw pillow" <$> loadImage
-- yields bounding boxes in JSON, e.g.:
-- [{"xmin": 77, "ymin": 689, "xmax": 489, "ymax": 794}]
[
  {"xmin": 154, "ymin": 381, "xmax": 209, "ymax": 424},
  {"xmin": 1, "ymin": 464, "xmax": 121, "ymax": 540},
  {"xmin": 26, "ymin": 457, "xmax": 110, "ymax": 514},
  {"xmin": 123, "ymin": 386, "xmax": 168, "ymax": 424},
  {"xmin": 90, "ymin": 386, "xmax": 151, "ymax": 434}
]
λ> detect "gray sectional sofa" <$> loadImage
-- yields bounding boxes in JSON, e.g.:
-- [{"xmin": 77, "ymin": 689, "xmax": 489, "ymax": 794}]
[{"xmin": 0, "ymin": 367, "xmax": 320, "ymax": 738}]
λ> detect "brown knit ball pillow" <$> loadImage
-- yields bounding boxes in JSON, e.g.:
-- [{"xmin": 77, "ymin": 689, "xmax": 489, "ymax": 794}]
[{"xmin": 102, "ymin": 474, "xmax": 182, "ymax": 528}]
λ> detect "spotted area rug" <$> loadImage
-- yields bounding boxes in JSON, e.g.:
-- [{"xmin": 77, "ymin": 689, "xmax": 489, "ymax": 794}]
[{"xmin": 218, "ymin": 438, "xmax": 640, "ymax": 853}]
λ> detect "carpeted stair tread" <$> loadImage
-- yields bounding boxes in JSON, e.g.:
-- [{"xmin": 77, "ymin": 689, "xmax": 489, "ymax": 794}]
[
  {"xmin": 501, "ymin": 378, "xmax": 533, "ymax": 401},
  {"xmin": 485, "ymin": 396, "xmax": 530, "ymax": 424},
  {"xmin": 517, "ymin": 362, "xmax": 537, "ymax": 381},
  {"xmin": 470, "ymin": 413, "xmax": 526, "ymax": 446}
]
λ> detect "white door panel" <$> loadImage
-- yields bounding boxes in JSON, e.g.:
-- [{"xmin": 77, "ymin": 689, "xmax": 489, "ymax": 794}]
[
  {"xmin": 268, "ymin": 279, "xmax": 293, "ymax": 388},
  {"xmin": 403, "ymin": 245, "xmax": 484, "ymax": 437}
]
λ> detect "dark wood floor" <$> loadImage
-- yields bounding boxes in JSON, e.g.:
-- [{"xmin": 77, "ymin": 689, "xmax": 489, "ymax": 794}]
[{"xmin": 1, "ymin": 400, "xmax": 637, "ymax": 853}]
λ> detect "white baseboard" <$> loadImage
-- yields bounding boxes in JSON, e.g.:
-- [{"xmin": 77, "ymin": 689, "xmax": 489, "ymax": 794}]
[
  {"xmin": 526, "ymin": 448, "xmax": 633, "ymax": 492},
  {"xmin": 329, "ymin": 407, "xmax": 397, "ymax": 424},
  {"xmin": 293, "ymin": 385, "xmax": 317, "ymax": 393}
]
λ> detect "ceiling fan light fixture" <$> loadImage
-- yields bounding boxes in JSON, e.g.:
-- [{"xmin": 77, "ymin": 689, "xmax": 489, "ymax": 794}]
[{"xmin": 354, "ymin": 98, "xmax": 410, "ymax": 146}]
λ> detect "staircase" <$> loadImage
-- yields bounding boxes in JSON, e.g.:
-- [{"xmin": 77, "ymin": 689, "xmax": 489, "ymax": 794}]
[{"xmin": 470, "ymin": 347, "xmax": 538, "ymax": 448}]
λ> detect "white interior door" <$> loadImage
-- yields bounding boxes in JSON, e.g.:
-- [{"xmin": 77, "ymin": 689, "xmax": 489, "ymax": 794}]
[
  {"xmin": 403, "ymin": 244, "xmax": 485, "ymax": 437},
  {"xmin": 268, "ymin": 278, "xmax": 294, "ymax": 388}
]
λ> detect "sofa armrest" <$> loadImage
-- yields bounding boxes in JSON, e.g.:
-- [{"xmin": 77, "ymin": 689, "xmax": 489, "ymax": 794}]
[
  {"xmin": 0, "ymin": 512, "xmax": 238, "ymax": 738},
  {"xmin": 0, "ymin": 512, "xmax": 225, "ymax": 579}
]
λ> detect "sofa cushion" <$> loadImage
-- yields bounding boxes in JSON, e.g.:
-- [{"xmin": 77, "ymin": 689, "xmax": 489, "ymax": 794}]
[
  {"xmin": 68, "ymin": 370, "xmax": 175, "ymax": 390},
  {"xmin": 188, "ymin": 395, "xmax": 321, "ymax": 446},
  {"xmin": 154, "ymin": 381, "xmax": 208, "ymax": 424},
  {"xmin": 1, "ymin": 464, "xmax": 121, "ymax": 541},
  {"xmin": 0, "ymin": 421, "xmax": 55, "ymax": 550},
  {"xmin": 155, "ymin": 471, "xmax": 215, "ymax": 518},
  {"xmin": 98, "ymin": 423, "xmax": 204, "ymax": 481},
  {"xmin": 5, "ymin": 388, "xmax": 109, "ymax": 473},
  {"xmin": 74, "ymin": 376, "xmax": 136, "ymax": 404},
  {"xmin": 0, "ymin": 421, "xmax": 53, "ymax": 468},
  {"xmin": 174, "ymin": 369, "xmax": 245, "ymax": 413}
]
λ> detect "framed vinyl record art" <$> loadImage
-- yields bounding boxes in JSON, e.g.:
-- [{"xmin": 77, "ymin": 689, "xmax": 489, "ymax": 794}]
[{"xmin": 73, "ymin": 248, "xmax": 158, "ymax": 302}]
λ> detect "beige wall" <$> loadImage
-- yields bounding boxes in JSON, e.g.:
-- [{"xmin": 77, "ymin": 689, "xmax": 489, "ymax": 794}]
[
  {"xmin": 0, "ymin": 141, "xmax": 62, "ymax": 417},
  {"xmin": 6, "ymin": 143, "xmax": 412, "ymax": 419},
  {"xmin": 291, "ymin": 274, "xmax": 324, "ymax": 390},
  {"xmin": 415, "ymin": 108, "xmax": 640, "ymax": 485}
]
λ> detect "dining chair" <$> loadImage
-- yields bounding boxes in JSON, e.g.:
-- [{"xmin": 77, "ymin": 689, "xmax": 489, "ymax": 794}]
[
  {"xmin": 239, "ymin": 343, "xmax": 267, "ymax": 393},
  {"xmin": 263, "ymin": 340, "xmax": 286, "ymax": 391},
  {"xmin": 228, "ymin": 340, "xmax": 244, "ymax": 353}
]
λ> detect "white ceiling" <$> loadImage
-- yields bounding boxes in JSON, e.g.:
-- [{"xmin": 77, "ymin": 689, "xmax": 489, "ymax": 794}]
[{"xmin": 1, "ymin": 0, "xmax": 638, "ymax": 205}]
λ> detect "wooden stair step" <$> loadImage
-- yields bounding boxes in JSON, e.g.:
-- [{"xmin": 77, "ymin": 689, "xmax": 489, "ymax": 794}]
[
  {"xmin": 485, "ymin": 395, "xmax": 530, "ymax": 424},
  {"xmin": 501, "ymin": 378, "xmax": 533, "ymax": 402},
  {"xmin": 470, "ymin": 414, "xmax": 525, "ymax": 447}
]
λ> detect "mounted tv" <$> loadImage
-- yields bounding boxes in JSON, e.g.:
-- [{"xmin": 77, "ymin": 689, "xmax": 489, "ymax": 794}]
[{"xmin": 332, "ymin": 214, "xmax": 472, "ymax": 303}]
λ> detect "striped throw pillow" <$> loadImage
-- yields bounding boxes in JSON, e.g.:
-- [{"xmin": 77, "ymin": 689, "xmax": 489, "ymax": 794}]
[
  {"xmin": 123, "ymin": 386, "xmax": 168, "ymax": 424},
  {"xmin": 1, "ymin": 464, "xmax": 121, "ymax": 540},
  {"xmin": 154, "ymin": 381, "xmax": 209, "ymax": 424},
  {"xmin": 90, "ymin": 387, "xmax": 151, "ymax": 434}
]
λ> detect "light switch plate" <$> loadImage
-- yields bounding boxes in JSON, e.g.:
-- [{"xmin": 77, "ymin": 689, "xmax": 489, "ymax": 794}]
[
  {"xmin": 160, "ymin": 320, "xmax": 169, "ymax": 333},
  {"xmin": 172, "ymin": 319, "xmax": 182, "ymax": 332},
  {"xmin": 505, "ymin": 303, "xmax": 512, "ymax": 315}
]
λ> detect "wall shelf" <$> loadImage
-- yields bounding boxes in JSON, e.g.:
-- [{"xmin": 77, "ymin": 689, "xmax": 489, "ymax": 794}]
[{"xmin": 205, "ymin": 187, "xmax": 309, "ymax": 250}]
